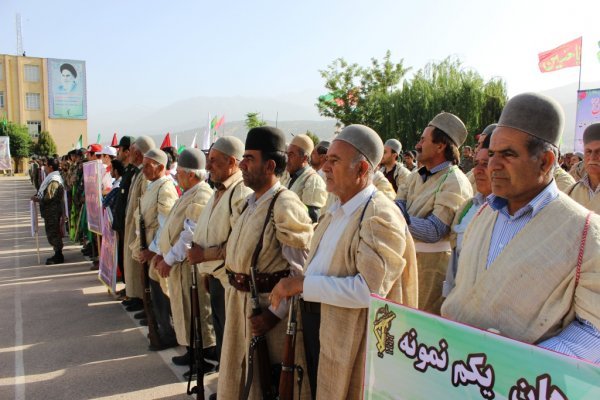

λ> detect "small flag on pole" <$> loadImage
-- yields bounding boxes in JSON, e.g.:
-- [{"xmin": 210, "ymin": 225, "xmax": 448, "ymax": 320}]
[
  {"xmin": 96, "ymin": 133, "xmax": 102, "ymax": 144},
  {"xmin": 190, "ymin": 132, "xmax": 197, "ymax": 149},
  {"xmin": 75, "ymin": 134, "xmax": 83, "ymax": 149},
  {"xmin": 215, "ymin": 115, "xmax": 225, "ymax": 130},
  {"xmin": 111, "ymin": 133, "xmax": 118, "ymax": 147},
  {"xmin": 538, "ymin": 37, "xmax": 582, "ymax": 73},
  {"xmin": 160, "ymin": 132, "xmax": 172, "ymax": 149}
]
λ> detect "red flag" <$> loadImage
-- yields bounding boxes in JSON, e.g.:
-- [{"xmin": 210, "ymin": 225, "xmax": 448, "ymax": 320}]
[
  {"xmin": 111, "ymin": 133, "xmax": 118, "ymax": 147},
  {"xmin": 214, "ymin": 115, "xmax": 225, "ymax": 130},
  {"xmin": 538, "ymin": 37, "xmax": 582, "ymax": 73},
  {"xmin": 161, "ymin": 132, "xmax": 172, "ymax": 149}
]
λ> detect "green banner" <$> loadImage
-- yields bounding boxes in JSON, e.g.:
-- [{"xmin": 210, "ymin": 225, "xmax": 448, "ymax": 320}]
[{"xmin": 364, "ymin": 295, "xmax": 600, "ymax": 399}]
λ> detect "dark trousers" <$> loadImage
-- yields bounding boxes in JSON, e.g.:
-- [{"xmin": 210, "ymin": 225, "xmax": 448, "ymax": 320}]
[
  {"xmin": 300, "ymin": 300, "xmax": 321, "ymax": 400},
  {"xmin": 44, "ymin": 215, "xmax": 63, "ymax": 252},
  {"xmin": 149, "ymin": 278, "xmax": 177, "ymax": 345},
  {"xmin": 208, "ymin": 276, "xmax": 225, "ymax": 361},
  {"xmin": 117, "ymin": 232, "xmax": 125, "ymax": 283}
]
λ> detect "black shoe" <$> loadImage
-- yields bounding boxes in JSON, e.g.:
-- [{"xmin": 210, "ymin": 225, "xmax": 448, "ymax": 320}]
[
  {"xmin": 133, "ymin": 311, "xmax": 146, "ymax": 320},
  {"xmin": 183, "ymin": 361, "xmax": 217, "ymax": 379},
  {"xmin": 148, "ymin": 340, "xmax": 178, "ymax": 352},
  {"xmin": 139, "ymin": 319, "xmax": 148, "ymax": 326},
  {"xmin": 122, "ymin": 297, "xmax": 142, "ymax": 307},
  {"xmin": 209, "ymin": 394, "xmax": 217, "ymax": 400},
  {"xmin": 203, "ymin": 346, "xmax": 218, "ymax": 363},
  {"xmin": 45, "ymin": 252, "xmax": 64, "ymax": 265},
  {"xmin": 126, "ymin": 303, "xmax": 144, "ymax": 312},
  {"xmin": 172, "ymin": 351, "xmax": 191, "ymax": 366}
]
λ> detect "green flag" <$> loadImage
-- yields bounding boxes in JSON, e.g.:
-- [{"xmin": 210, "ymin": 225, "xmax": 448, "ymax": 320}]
[
  {"xmin": 76, "ymin": 134, "xmax": 83, "ymax": 149},
  {"xmin": 96, "ymin": 133, "xmax": 101, "ymax": 144}
]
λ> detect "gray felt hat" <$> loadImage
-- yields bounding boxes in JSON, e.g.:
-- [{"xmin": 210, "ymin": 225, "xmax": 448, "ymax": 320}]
[
  {"xmin": 135, "ymin": 135, "xmax": 156, "ymax": 155},
  {"xmin": 144, "ymin": 148, "xmax": 168, "ymax": 167},
  {"xmin": 212, "ymin": 136, "xmax": 244, "ymax": 161},
  {"xmin": 497, "ymin": 92, "xmax": 564, "ymax": 147},
  {"xmin": 384, "ymin": 138, "xmax": 402, "ymax": 154},
  {"xmin": 482, "ymin": 123, "xmax": 498, "ymax": 136},
  {"xmin": 179, "ymin": 148, "xmax": 206, "ymax": 170},
  {"xmin": 429, "ymin": 112, "xmax": 468, "ymax": 147},
  {"xmin": 316, "ymin": 140, "xmax": 331, "ymax": 150},
  {"xmin": 334, "ymin": 124, "xmax": 383, "ymax": 168},
  {"xmin": 583, "ymin": 123, "xmax": 600, "ymax": 145}
]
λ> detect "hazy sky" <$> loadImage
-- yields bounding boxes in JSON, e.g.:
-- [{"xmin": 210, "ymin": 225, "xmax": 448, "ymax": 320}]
[{"xmin": 1, "ymin": 0, "xmax": 599, "ymax": 119}]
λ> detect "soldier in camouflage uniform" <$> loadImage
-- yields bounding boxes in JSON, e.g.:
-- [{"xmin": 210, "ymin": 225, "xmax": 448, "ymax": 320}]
[{"xmin": 31, "ymin": 158, "xmax": 65, "ymax": 265}]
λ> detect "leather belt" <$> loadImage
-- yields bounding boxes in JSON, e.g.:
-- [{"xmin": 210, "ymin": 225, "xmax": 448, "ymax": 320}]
[
  {"xmin": 299, "ymin": 299, "xmax": 321, "ymax": 314},
  {"xmin": 226, "ymin": 269, "xmax": 289, "ymax": 293}
]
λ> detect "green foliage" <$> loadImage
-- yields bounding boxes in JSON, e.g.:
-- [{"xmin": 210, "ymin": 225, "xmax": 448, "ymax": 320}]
[
  {"xmin": 34, "ymin": 131, "xmax": 58, "ymax": 157},
  {"xmin": 0, "ymin": 121, "xmax": 32, "ymax": 158},
  {"xmin": 317, "ymin": 55, "xmax": 507, "ymax": 150},
  {"xmin": 304, "ymin": 130, "xmax": 320, "ymax": 146},
  {"xmin": 316, "ymin": 50, "xmax": 410, "ymax": 127},
  {"xmin": 245, "ymin": 112, "xmax": 267, "ymax": 130}
]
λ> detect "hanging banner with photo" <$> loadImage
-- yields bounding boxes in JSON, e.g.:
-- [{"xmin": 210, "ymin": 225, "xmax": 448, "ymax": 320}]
[
  {"xmin": 0, "ymin": 136, "xmax": 11, "ymax": 170},
  {"xmin": 363, "ymin": 295, "xmax": 600, "ymax": 399},
  {"xmin": 82, "ymin": 161, "xmax": 103, "ymax": 234},
  {"xmin": 47, "ymin": 58, "xmax": 87, "ymax": 119},
  {"xmin": 574, "ymin": 88, "xmax": 600, "ymax": 152},
  {"xmin": 98, "ymin": 208, "xmax": 117, "ymax": 293}
]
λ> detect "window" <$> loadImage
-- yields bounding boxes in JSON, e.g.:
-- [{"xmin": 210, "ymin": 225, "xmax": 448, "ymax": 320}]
[
  {"xmin": 27, "ymin": 121, "xmax": 41, "ymax": 138},
  {"xmin": 25, "ymin": 93, "xmax": 40, "ymax": 110},
  {"xmin": 0, "ymin": 92, "xmax": 4, "ymax": 108},
  {"xmin": 24, "ymin": 65, "xmax": 39, "ymax": 82},
  {"xmin": 0, "ymin": 65, "xmax": 3, "ymax": 80}
]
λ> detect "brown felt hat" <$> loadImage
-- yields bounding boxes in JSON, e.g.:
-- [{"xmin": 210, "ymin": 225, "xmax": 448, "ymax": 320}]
[
  {"xmin": 429, "ymin": 112, "xmax": 468, "ymax": 147},
  {"xmin": 583, "ymin": 123, "xmax": 600, "ymax": 145},
  {"xmin": 497, "ymin": 92, "xmax": 564, "ymax": 147}
]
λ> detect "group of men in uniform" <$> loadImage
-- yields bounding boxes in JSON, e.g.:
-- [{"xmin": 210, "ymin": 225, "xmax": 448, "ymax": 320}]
[{"xmin": 30, "ymin": 90, "xmax": 599, "ymax": 399}]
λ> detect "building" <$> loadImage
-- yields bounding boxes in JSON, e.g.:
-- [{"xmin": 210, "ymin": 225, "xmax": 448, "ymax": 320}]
[{"xmin": 0, "ymin": 54, "xmax": 87, "ymax": 155}]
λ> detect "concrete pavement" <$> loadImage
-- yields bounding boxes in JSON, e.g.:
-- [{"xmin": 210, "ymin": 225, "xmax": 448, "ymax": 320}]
[{"xmin": 0, "ymin": 176, "xmax": 217, "ymax": 399}]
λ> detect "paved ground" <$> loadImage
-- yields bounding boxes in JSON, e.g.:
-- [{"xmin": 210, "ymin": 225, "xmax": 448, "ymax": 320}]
[{"xmin": 0, "ymin": 176, "xmax": 217, "ymax": 399}]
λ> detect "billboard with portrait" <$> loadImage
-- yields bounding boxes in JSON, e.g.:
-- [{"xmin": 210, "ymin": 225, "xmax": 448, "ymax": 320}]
[
  {"xmin": 47, "ymin": 58, "xmax": 87, "ymax": 119},
  {"xmin": 574, "ymin": 88, "xmax": 600, "ymax": 152}
]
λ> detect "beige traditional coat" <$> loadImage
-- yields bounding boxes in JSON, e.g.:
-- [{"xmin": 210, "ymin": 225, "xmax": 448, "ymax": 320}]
[
  {"xmin": 442, "ymin": 193, "xmax": 600, "ymax": 343},
  {"xmin": 158, "ymin": 181, "xmax": 214, "ymax": 347},
  {"xmin": 282, "ymin": 167, "xmax": 328, "ymax": 209},
  {"xmin": 217, "ymin": 187, "xmax": 313, "ymax": 400},
  {"xmin": 310, "ymin": 191, "xmax": 418, "ymax": 400},
  {"xmin": 130, "ymin": 176, "xmax": 179, "ymax": 294},
  {"xmin": 372, "ymin": 170, "xmax": 397, "ymax": 200},
  {"xmin": 566, "ymin": 176, "xmax": 600, "ymax": 213},
  {"xmin": 193, "ymin": 172, "xmax": 253, "ymax": 286},
  {"xmin": 396, "ymin": 164, "xmax": 473, "ymax": 314},
  {"xmin": 124, "ymin": 169, "xmax": 147, "ymax": 299},
  {"xmin": 554, "ymin": 167, "xmax": 576, "ymax": 193}
]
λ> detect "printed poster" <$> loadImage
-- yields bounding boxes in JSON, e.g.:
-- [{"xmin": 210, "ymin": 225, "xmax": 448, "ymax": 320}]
[
  {"xmin": 364, "ymin": 295, "xmax": 600, "ymax": 399},
  {"xmin": 82, "ymin": 160, "xmax": 103, "ymax": 234},
  {"xmin": 98, "ymin": 208, "xmax": 117, "ymax": 293},
  {"xmin": 47, "ymin": 58, "xmax": 87, "ymax": 119},
  {"xmin": 574, "ymin": 88, "xmax": 600, "ymax": 152},
  {"xmin": 0, "ymin": 136, "xmax": 11, "ymax": 170}
]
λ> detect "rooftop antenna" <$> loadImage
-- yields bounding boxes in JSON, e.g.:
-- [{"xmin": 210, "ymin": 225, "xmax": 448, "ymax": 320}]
[{"xmin": 16, "ymin": 13, "xmax": 24, "ymax": 56}]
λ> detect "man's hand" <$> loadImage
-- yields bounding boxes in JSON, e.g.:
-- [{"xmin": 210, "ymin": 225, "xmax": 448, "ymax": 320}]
[
  {"xmin": 139, "ymin": 249, "xmax": 156, "ymax": 264},
  {"xmin": 249, "ymin": 309, "xmax": 280, "ymax": 336},
  {"xmin": 187, "ymin": 244, "xmax": 205, "ymax": 264},
  {"xmin": 269, "ymin": 276, "xmax": 305, "ymax": 309},
  {"xmin": 155, "ymin": 259, "xmax": 172, "ymax": 278}
]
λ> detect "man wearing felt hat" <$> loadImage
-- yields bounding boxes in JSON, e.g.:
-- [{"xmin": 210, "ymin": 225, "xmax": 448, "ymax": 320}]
[
  {"xmin": 442, "ymin": 93, "xmax": 600, "ymax": 364},
  {"xmin": 187, "ymin": 136, "xmax": 253, "ymax": 373},
  {"xmin": 131, "ymin": 148, "xmax": 180, "ymax": 350},
  {"xmin": 150, "ymin": 148, "xmax": 217, "ymax": 370},
  {"xmin": 217, "ymin": 127, "xmax": 313, "ymax": 399},
  {"xmin": 270, "ymin": 124, "xmax": 418, "ymax": 399},
  {"xmin": 566, "ymin": 123, "xmax": 600, "ymax": 212},
  {"xmin": 379, "ymin": 138, "xmax": 411, "ymax": 193},
  {"xmin": 282, "ymin": 134, "xmax": 327, "ymax": 223},
  {"xmin": 310, "ymin": 140, "xmax": 330, "ymax": 178},
  {"xmin": 395, "ymin": 112, "xmax": 473, "ymax": 315},
  {"xmin": 122, "ymin": 136, "xmax": 156, "ymax": 312}
]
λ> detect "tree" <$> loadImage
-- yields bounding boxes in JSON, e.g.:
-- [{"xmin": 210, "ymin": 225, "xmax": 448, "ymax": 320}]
[
  {"xmin": 0, "ymin": 121, "xmax": 32, "ymax": 171},
  {"xmin": 34, "ymin": 131, "xmax": 58, "ymax": 157},
  {"xmin": 245, "ymin": 112, "xmax": 267, "ymax": 130},
  {"xmin": 316, "ymin": 50, "xmax": 410, "ymax": 127}
]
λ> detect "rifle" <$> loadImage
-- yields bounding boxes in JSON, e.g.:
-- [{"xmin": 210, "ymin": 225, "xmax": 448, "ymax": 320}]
[
  {"xmin": 278, "ymin": 295, "xmax": 303, "ymax": 400},
  {"xmin": 138, "ymin": 199, "xmax": 162, "ymax": 348},
  {"xmin": 241, "ymin": 190, "xmax": 283, "ymax": 400},
  {"xmin": 186, "ymin": 242, "xmax": 205, "ymax": 400}
]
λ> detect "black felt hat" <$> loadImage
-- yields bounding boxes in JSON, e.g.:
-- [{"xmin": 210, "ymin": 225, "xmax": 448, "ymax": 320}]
[{"xmin": 245, "ymin": 126, "xmax": 286, "ymax": 153}]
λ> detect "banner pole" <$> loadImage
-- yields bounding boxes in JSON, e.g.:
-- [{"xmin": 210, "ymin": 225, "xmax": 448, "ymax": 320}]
[{"xmin": 578, "ymin": 36, "xmax": 583, "ymax": 91}]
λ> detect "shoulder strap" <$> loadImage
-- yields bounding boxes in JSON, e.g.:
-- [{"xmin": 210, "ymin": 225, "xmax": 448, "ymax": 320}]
[
  {"xmin": 575, "ymin": 211, "xmax": 593, "ymax": 289},
  {"xmin": 228, "ymin": 180, "xmax": 243, "ymax": 216},
  {"xmin": 250, "ymin": 189, "xmax": 284, "ymax": 272}
]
